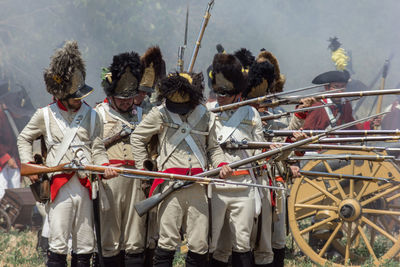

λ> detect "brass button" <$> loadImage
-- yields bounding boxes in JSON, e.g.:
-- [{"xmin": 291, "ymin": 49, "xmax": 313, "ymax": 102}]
[
  {"xmin": 181, "ymin": 128, "xmax": 186, "ymax": 133},
  {"xmin": 218, "ymin": 135, "xmax": 223, "ymax": 141}
]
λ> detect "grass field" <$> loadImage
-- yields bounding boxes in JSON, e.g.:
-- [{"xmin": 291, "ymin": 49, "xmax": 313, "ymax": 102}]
[{"xmin": 0, "ymin": 227, "xmax": 399, "ymax": 266}]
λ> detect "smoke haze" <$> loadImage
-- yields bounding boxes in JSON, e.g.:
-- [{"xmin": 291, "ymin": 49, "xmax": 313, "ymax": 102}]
[{"xmin": 1, "ymin": 0, "xmax": 400, "ymax": 114}]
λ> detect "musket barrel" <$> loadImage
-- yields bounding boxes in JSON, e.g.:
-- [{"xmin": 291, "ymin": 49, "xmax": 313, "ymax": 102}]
[
  {"xmin": 263, "ymin": 88, "xmax": 400, "ymax": 108},
  {"xmin": 300, "ymin": 170, "xmax": 398, "ymax": 184},
  {"xmin": 223, "ymin": 141, "xmax": 388, "ymax": 152},
  {"xmin": 265, "ymin": 129, "xmax": 400, "ymax": 136},
  {"xmin": 210, "ymin": 83, "xmax": 328, "ymax": 113}
]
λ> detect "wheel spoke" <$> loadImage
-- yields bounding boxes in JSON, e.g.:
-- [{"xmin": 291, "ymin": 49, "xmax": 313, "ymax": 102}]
[
  {"xmin": 303, "ymin": 177, "xmax": 341, "ymax": 204},
  {"xmin": 297, "ymin": 184, "xmax": 338, "ymax": 204},
  {"xmin": 299, "ymin": 215, "xmax": 338, "ymax": 235},
  {"xmin": 386, "ymin": 192, "xmax": 400, "ymax": 203},
  {"xmin": 356, "ymin": 163, "xmax": 383, "ymax": 201},
  {"xmin": 345, "ymin": 222, "xmax": 352, "ymax": 264},
  {"xmin": 322, "ymin": 161, "xmax": 347, "ymax": 199},
  {"xmin": 361, "ymin": 185, "xmax": 400, "ymax": 207},
  {"xmin": 362, "ymin": 216, "xmax": 397, "ymax": 243},
  {"xmin": 357, "ymin": 225, "xmax": 378, "ymax": 262},
  {"xmin": 295, "ymin": 203, "xmax": 338, "ymax": 211},
  {"xmin": 363, "ymin": 208, "xmax": 400, "ymax": 216},
  {"xmin": 318, "ymin": 221, "xmax": 344, "ymax": 257}
]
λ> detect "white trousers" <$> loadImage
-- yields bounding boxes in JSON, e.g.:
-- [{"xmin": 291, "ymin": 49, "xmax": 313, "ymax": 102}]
[
  {"xmin": 48, "ymin": 175, "xmax": 94, "ymax": 255},
  {"xmin": 0, "ymin": 165, "xmax": 20, "ymax": 199}
]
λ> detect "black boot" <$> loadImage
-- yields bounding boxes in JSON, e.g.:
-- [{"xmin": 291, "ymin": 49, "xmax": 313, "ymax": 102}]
[
  {"xmin": 125, "ymin": 252, "xmax": 144, "ymax": 267},
  {"xmin": 103, "ymin": 253, "xmax": 124, "ymax": 267},
  {"xmin": 231, "ymin": 251, "xmax": 253, "ymax": 267},
  {"xmin": 144, "ymin": 248, "xmax": 154, "ymax": 267},
  {"xmin": 47, "ymin": 250, "xmax": 67, "ymax": 267},
  {"xmin": 71, "ymin": 251, "xmax": 77, "ymax": 267},
  {"xmin": 153, "ymin": 247, "xmax": 175, "ymax": 267},
  {"xmin": 185, "ymin": 250, "xmax": 207, "ymax": 267},
  {"xmin": 210, "ymin": 256, "xmax": 228, "ymax": 267},
  {"xmin": 272, "ymin": 248, "xmax": 285, "ymax": 267},
  {"xmin": 70, "ymin": 253, "xmax": 91, "ymax": 267},
  {"xmin": 254, "ymin": 263, "xmax": 273, "ymax": 267}
]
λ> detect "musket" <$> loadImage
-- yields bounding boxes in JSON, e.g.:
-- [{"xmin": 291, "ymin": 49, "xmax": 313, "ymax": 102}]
[
  {"xmin": 264, "ymin": 128, "xmax": 400, "ymax": 137},
  {"xmin": 177, "ymin": 5, "xmax": 189, "ymax": 72},
  {"xmin": 289, "ymin": 154, "xmax": 394, "ymax": 162},
  {"xmin": 222, "ymin": 140, "xmax": 394, "ymax": 153},
  {"xmin": 317, "ymin": 136, "xmax": 400, "ymax": 143},
  {"xmin": 133, "ymin": 112, "xmax": 385, "ymax": 216},
  {"xmin": 260, "ymin": 104, "xmax": 334, "ymax": 121},
  {"xmin": 354, "ymin": 54, "xmax": 394, "ymax": 113},
  {"xmin": 187, "ymin": 0, "xmax": 214, "ymax": 72},
  {"xmin": 1, "ymin": 103, "xmax": 19, "ymax": 138},
  {"xmin": 20, "ymin": 161, "xmax": 281, "ymax": 191},
  {"xmin": 260, "ymin": 88, "xmax": 400, "ymax": 108},
  {"xmin": 103, "ymin": 124, "xmax": 133, "ymax": 149},
  {"xmin": 300, "ymin": 170, "xmax": 400, "ymax": 185},
  {"xmin": 210, "ymin": 83, "xmax": 328, "ymax": 113},
  {"xmin": 375, "ymin": 59, "xmax": 390, "ymax": 118}
]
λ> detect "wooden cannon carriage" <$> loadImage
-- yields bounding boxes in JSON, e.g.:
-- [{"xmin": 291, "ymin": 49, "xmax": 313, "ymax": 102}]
[{"xmin": 289, "ymin": 149, "xmax": 400, "ymax": 266}]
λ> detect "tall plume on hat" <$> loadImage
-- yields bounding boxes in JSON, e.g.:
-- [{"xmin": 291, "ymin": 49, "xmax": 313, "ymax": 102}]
[
  {"xmin": 211, "ymin": 53, "xmax": 246, "ymax": 95},
  {"xmin": 328, "ymin": 36, "xmax": 350, "ymax": 72},
  {"xmin": 256, "ymin": 50, "xmax": 286, "ymax": 93},
  {"xmin": 102, "ymin": 52, "xmax": 143, "ymax": 98},
  {"xmin": 139, "ymin": 46, "xmax": 166, "ymax": 93},
  {"xmin": 43, "ymin": 41, "xmax": 86, "ymax": 100}
]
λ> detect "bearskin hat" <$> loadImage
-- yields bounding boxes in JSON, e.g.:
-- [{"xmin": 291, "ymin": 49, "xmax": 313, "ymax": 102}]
[
  {"xmin": 102, "ymin": 52, "xmax": 143, "ymax": 98},
  {"xmin": 211, "ymin": 53, "xmax": 245, "ymax": 96},
  {"xmin": 256, "ymin": 50, "xmax": 286, "ymax": 94},
  {"xmin": 43, "ymin": 41, "xmax": 92, "ymax": 100},
  {"xmin": 158, "ymin": 72, "xmax": 204, "ymax": 114},
  {"xmin": 245, "ymin": 59, "xmax": 275, "ymax": 99},
  {"xmin": 234, "ymin": 48, "xmax": 255, "ymax": 71},
  {"xmin": 139, "ymin": 46, "xmax": 166, "ymax": 93}
]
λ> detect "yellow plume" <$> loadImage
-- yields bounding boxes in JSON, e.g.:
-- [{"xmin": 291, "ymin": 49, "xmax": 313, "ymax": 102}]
[{"xmin": 331, "ymin": 48, "xmax": 349, "ymax": 71}]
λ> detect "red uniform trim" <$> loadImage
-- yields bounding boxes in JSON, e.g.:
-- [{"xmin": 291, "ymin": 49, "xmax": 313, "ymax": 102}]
[
  {"xmin": 109, "ymin": 159, "xmax": 135, "ymax": 167},
  {"xmin": 50, "ymin": 172, "xmax": 92, "ymax": 201},
  {"xmin": 148, "ymin": 167, "xmax": 204, "ymax": 197},
  {"xmin": 0, "ymin": 153, "xmax": 11, "ymax": 171}
]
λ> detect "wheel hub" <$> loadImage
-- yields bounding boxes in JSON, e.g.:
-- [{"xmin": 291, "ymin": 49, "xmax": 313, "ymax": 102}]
[{"xmin": 338, "ymin": 198, "xmax": 362, "ymax": 222}]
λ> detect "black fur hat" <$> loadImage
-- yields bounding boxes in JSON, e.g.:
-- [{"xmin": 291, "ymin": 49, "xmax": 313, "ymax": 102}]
[
  {"xmin": 211, "ymin": 53, "xmax": 245, "ymax": 95},
  {"xmin": 245, "ymin": 60, "xmax": 275, "ymax": 99},
  {"xmin": 234, "ymin": 48, "xmax": 255, "ymax": 70},
  {"xmin": 44, "ymin": 41, "xmax": 92, "ymax": 100},
  {"xmin": 139, "ymin": 46, "xmax": 166, "ymax": 93},
  {"xmin": 102, "ymin": 52, "xmax": 143, "ymax": 98},
  {"xmin": 158, "ymin": 72, "xmax": 204, "ymax": 114}
]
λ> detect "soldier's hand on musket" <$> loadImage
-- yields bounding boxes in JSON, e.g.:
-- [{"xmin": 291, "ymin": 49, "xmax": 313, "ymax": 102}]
[
  {"xmin": 219, "ymin": 164, "xmax": 233, "ymax": 179},
  {"xmin": 297, "ymin": 97, "xmax": 316, "ymax": 109},
  {"xmin": 7, "ymin": 157, "xmax": 18, "ymax": 169},
  {"xmin": 289, "ymin": 165, "xmax": 301, "ymax": 178},
  {"xmin": 29, "ymin": 174, "xmax": 40, "ymax": 183},
  {"xmin": 269, "ymin": 142, "xmax": 282, "ymax": 150},
  {"xmin": 370, "ymin": 116, "xmax": 382, "ymax": 128},
  {"xmin": 292, "ymin": 129, "xmax": 308, "ymax": 142},
  {"xmin": 103, "ymin": 167, "xmax": 119, "ymax": 179}
]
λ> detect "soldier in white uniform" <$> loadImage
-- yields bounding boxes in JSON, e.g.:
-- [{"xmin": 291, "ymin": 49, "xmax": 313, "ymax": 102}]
[
  {"xmin": 96, "ymin": 51, "xmax": 151, "ymax": 266},
  {"xmin": 207, "ymin": 53, "xmax": 263, "ymax": 267},
  {"xmin": 131, "ymin": 72, "xmax": 232, "ymax": 267},
  {"xmin": 17, "ymin": 41, "xmax": 117, "ymax": 267},
  {"xmin": 247, "ymin": 50, "xmax": 312, "ymax": 267}
]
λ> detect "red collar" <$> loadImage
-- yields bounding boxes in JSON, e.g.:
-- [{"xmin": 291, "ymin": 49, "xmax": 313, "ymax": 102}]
[{"xmin": 55, "ymin": 100, "xmax": 83, "ymax": 112}]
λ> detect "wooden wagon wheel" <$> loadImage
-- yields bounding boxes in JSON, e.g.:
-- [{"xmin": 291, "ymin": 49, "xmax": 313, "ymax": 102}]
[
  {"xmin": 288, "ymin": 149, "xmax": 400, "ymax": 266},
  {"xmin": 0, "ymin": 208, "xmax": 11, "ymax": 232}
]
